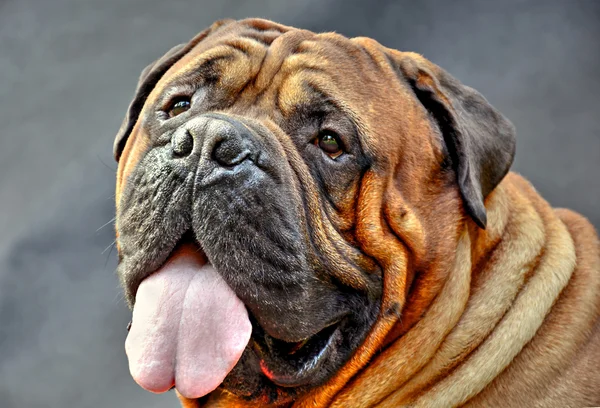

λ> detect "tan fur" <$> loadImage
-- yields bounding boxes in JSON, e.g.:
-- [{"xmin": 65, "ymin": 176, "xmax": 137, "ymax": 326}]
[
  {"xmin": 195, "ymin": 174, "xmax": 600, "ymax": 408},
  {"xmin": 113, "ymin": 18, "xmax": 600, "ymax": 408}
]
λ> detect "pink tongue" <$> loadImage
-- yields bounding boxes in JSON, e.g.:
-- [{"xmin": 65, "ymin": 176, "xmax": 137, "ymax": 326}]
[{"xmin": 125, "ymin": 244, "xmax": 252, "ymax": 399}]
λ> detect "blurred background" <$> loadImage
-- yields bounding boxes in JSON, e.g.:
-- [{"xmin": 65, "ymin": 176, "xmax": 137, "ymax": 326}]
[{"xmin": 0, "ymin": 0, "xmax": 598, "ymax": 407}]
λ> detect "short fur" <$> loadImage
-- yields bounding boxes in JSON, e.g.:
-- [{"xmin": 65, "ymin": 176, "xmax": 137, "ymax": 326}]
[{"xmin": 113, "ymin": 19, "xmax": 600, "ymax": 407}]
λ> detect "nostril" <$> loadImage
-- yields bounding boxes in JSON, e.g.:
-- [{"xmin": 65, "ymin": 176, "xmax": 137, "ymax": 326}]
[
  {"xmin": 212, "ymin": 139, "xmax": 251, "ymax": 168},
  {"xmin": 172, "ymin": 130, "xmax": 194, "ymax": 157}
]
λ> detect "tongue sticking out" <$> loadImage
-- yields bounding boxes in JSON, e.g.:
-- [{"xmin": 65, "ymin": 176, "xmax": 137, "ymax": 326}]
[{"xmin": 125, "ymin": 244, "xmax": 252, "ymax": 399}]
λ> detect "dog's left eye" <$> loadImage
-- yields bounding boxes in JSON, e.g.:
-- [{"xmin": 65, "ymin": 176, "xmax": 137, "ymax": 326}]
[
  {"xmin": 167, "ymin": 97, "xmax": 191, "ymax": 118},
  {"xmin": 316, "ymin": 131, "xmax": 344, "ymax": 159}
]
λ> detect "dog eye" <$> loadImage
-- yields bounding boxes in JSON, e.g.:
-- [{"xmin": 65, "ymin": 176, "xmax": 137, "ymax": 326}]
[
  {"xmin": 316, "ymin": 131, "xmax": 344, "ymax": 159},
  {"xmin": 167, "ymin": 97, "xmax": 191, "ymax": 118}
]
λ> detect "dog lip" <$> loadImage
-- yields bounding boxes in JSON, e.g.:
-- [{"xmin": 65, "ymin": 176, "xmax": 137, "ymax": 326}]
[
  {"xmin": 263, "ymin": 319, "xmax": 341, "ymax": 352},
  {"xmin": 125, "ymin": 230, "xmax": 206, "ymax": 306},
  {"xmin": 254, "ymin": 319, "xmax": 343, "ymax": 388}
]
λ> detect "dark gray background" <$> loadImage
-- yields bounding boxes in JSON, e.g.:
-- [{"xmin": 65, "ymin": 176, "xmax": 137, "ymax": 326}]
[{"xmin": 0, "ymin": 0, "xmax": 598, "ymax": 407}]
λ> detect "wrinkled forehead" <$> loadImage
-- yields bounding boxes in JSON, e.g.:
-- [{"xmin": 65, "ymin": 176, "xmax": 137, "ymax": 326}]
[{"xmin": 146, "ymin": 20, "xmax": 392, "ymax": 117}]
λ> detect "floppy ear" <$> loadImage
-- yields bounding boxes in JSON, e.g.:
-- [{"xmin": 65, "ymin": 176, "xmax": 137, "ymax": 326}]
[
  {"xmin": 395, "ymin": 52, "xmax": 516, "ymax": 229},
  {"xmin": 113, "ymin": 19, "xmax": 233, "ymax": 161}
]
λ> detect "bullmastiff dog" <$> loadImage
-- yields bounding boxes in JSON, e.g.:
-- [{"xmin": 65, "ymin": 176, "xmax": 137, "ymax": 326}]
[{"xmin": 113, "ymin": 18, "xmax": 600, "ymax": 407}]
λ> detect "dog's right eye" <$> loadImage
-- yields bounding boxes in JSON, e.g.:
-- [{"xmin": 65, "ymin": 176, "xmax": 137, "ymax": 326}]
[
  {"xmin": 316, "ymin": 131, "xmax": 344, "ymax": 159},
  {"xmin": 167, "ymin": 97, "xmax": 191, "ymax": 118}
]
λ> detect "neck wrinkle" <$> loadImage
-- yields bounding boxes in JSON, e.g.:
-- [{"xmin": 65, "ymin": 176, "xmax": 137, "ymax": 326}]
[{"xmin": 328, "ymin": 185, "xmax": 513, "ymax": 407}]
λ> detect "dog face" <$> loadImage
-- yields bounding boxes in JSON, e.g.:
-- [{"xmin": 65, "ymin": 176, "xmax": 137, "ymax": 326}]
[{"xmin": 114, "ymin": 19, "xmax": 514, "ymax": 405}]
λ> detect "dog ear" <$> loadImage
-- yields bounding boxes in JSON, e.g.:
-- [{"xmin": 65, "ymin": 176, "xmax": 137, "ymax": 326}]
[
  {"xmin": 113, "ymin": 19, "xmax": 233, "ymax": 161},
  {"xmin": 396, "ymin": 52, "xmax": 516, "ymax": 229}
]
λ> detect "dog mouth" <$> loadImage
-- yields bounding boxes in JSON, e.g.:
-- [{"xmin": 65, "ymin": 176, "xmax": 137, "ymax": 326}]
[
  {"xmin": 125, "ymin": 233, "xmax": 343, "ymax": 398},
  {"xmin": 251, "ymin": 313, "xmax": 343, "ymax": 388}
]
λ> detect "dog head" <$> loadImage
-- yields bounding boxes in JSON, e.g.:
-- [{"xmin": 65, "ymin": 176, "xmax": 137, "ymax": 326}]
[{"xmin": 114, "ymin": 18, "xmax": 514, "ymax": 405}]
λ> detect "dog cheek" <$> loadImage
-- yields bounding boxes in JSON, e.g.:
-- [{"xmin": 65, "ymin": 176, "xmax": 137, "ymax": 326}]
[{"xmin": 116, "ymin": 126, "xmax": 152, "ymax": 207}]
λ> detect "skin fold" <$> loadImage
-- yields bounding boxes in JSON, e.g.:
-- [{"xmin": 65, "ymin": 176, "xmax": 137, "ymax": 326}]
[{"xmin": 113, "ymin": 18, "xmax": 600, "ymax": 408}]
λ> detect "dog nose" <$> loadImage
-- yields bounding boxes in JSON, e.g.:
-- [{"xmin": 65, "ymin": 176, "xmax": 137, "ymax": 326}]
[
  {"xmin": 175, "ymin": 114, "xmax": 255, "ymax": 169},
  {"xmin": 211, "ymin": 130, "xmax": 251, "ymax": 168}
]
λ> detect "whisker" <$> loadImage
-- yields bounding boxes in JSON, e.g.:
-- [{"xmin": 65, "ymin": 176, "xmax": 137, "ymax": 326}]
[
  {"xmin": 102, "ymin": 240, "xmax": 116, "ymax": 255},
  {"xmin": 97, "ymin": 154, "xmax": 117, "ymax": 173},
  {"xmin": 104, "ymin": 241, "xmax": 116, "ymax": 269},
  {"xmin": 97, "ymin": 217, "xmax": 116, "ymax": 232}
]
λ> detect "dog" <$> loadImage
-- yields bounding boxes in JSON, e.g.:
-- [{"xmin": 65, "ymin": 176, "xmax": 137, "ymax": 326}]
[{"xmin": 113, "ymin": 18, "xmax": 600, "ymax": 407}]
